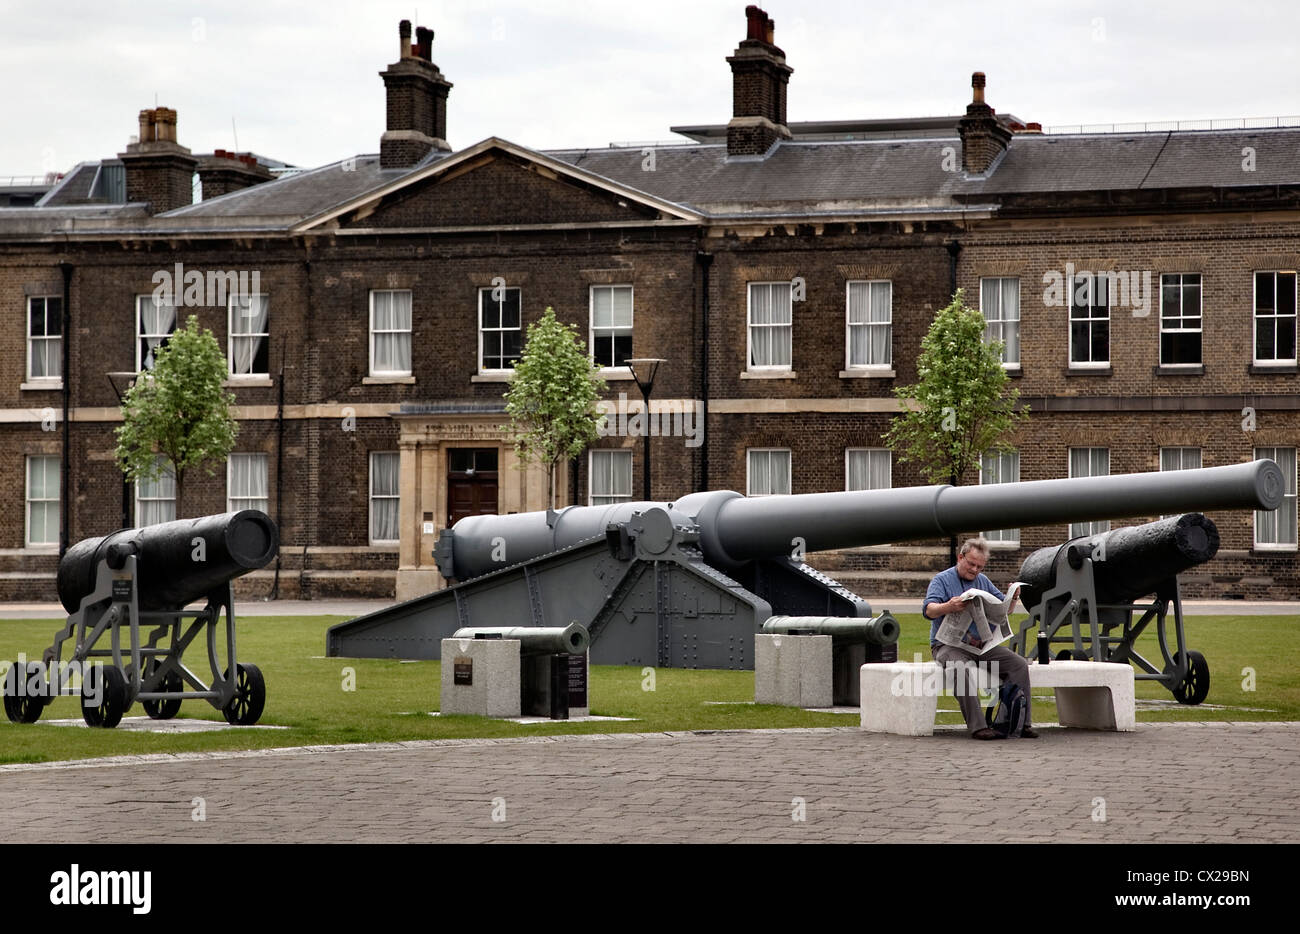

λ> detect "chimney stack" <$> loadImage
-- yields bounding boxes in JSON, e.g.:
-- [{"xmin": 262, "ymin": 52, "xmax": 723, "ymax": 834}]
[
  {"xmin": 726, "ymin": 5, "xmax": 793, "ymax": 158},
  {"xmin": 197, "ymin": 149, "xmax": 275, "ymax": 200},
  {"xmin": 957, "ymin": 71, "xmax": 1011, "ymax": 174},
  {"xmin": 118, "ymin": 106, "xmax": 198, "ymax": 214},
  {"xmin": 379, "ymin": 20, "xmax": 454, "ymax": 168}
]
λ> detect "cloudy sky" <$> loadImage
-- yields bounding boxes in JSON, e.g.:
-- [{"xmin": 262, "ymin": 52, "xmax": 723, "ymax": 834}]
[{"xmin": 2, "ymin": 0, "xmax": 1297, "ymax": 177}]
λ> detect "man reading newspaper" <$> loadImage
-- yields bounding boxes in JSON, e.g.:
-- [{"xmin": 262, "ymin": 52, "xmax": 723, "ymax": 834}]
[{"xmin": 923, "ymin": 536, "xmax": 1037, "ymax": 740}]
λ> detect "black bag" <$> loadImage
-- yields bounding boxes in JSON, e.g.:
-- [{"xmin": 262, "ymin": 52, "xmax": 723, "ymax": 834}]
[{"xmin": 985, "ymin": 679, "xmax": 1029, "ymax": 737}]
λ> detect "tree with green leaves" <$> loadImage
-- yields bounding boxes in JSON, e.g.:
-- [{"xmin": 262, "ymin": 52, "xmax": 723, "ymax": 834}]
[
  {"xmin": 115, "ymin": 314, "xmax": 238, "ymax": 519},
  {"xmin": 884, "ymin": 289, "xmax": 1028, "ymax": 558},
  {"xmin": 504, "ymin": 306, "xmax": 605, "ymax": 509}
]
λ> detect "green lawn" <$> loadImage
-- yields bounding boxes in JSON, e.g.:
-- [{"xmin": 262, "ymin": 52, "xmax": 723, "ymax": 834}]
[{"xmin": 1, "ymin": 612, "xmax": 1295, "ymax": 764}]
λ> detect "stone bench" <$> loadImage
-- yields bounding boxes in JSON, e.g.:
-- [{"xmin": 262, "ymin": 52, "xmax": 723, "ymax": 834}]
[{"xmin": 859, "ymin": 658, "xmax": 1135, "ymax": 736}]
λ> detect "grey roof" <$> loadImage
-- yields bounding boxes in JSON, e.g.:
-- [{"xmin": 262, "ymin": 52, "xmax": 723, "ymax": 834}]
[
  {"xmin": 2, "ymin": 125, "xmax": 1298, "ymax": 237},
  {"xmin": 38, "ymin": 162, "xmax": 100, "ymax": 206}
]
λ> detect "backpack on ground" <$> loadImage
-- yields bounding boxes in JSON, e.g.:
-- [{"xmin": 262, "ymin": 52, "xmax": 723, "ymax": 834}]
[{"xmin": 985, "ymin": 679, "xmax": 1029, "ymax": 738}]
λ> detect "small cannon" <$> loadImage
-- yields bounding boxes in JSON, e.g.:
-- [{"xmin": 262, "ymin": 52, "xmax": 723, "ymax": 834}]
[
  {"xmin": 3, "ymin": 511, "xmax": 278, "ymax": 728},
  {"xmin": 328, "ymin": 460, "xmax": 1281, "ymax": 672},
  {"xmin": 1009, "ymin": 513, "xmax": 1221, "ymax": 703},
  {"xmin": 762, "ymin": 613, "xmax": 900, "ymax": 704},
  {"xmin": 445, "ymin": 623, "xmax": 591, "ymax": 719}
]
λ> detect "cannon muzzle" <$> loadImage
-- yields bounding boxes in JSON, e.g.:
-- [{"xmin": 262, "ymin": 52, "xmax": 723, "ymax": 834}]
[
  {"xmin": 762, "ymin": 613, "xmax": 900, "ymax": 646},
  {"xmin": 450, "ymin": 623, "xmax": 591, "ymax": 656},
  {"xmin": 57, "ymin": 510, "xmax": 279, "ymax": 612}
]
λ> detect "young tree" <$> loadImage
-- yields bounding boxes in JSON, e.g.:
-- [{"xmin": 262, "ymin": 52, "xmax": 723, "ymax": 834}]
[
  {"xmin": 884, "ymin": 289, "xmax": 1028, "ymax": 560},
  {"xmin": 115, "ymin": 314, "xmax": 238, "ymax": 519},
  {"xmin": 504, "ymin": 306, "xmax": 604, "ymax": 508}
]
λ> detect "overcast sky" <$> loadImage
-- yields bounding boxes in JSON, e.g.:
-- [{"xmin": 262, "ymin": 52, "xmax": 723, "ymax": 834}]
[{"xmin": 2, "ymin": 0, "xmax": 1297, "ymax": 178}]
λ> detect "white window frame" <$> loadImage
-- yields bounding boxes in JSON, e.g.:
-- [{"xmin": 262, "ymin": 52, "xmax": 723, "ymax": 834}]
[
  {"xmin": 369, "ymin": 289, "xmax": 413, "ymax": 377},
  {"xmin": 1254, "ymin": 446, "xmax": 1297, "ymax": 550},
  {"xmin": 1069, "ymin": 275, "xmax": 1110, "ymax": 368},
  {"xmin": 369, "ymin": 451, "xmax": 400, "ymax": 545},
  {"xmin": 228, "ymin": 293, "xmax": 270, "ymax": 377},
  {"xmin": 747, "ymin": 282, "xmax": 794, "ymax": 372},
  {"xmin": 747, "ymin": 448, "xmax": 792, "ymax": 497},
  {"xmin": 136, "ymin": 294, "xmax": 179, "ymax": 372},
  {"xmin": 135, "ymin": 459, "xmax": 176, "ymax": 528},
  {"xmin": 25, "ymin": 455, "xmax": 59, "ymax": 548},
  {"xmin": 845, "ymin": 448, "xmax": 890, "ymax": 491},
  {"xmin": 1253, "ymin": 271, "xmax": 1298, "ymax": 365},
  {"xmin": 844, "ymin": 280, "xmax": 892, "ymax": 370},
  {"xmin": 478, "ymin": 286, "xmax": 522, "ymax": 374},
  {"xmin": 1068, "ymin": 447, "xmax": 1110, "ymax": 538},
  {"xmin": 980, "ymin": 277, "xmax": 1020, "ymax": 367},
  {"xmin": 589, "ymin": 285, "xmax": 634, "ymax": 373},
  {"xmin": 588, "ymin": 449, "xmax": 633, "ymax": 506},
  {"xmin": 26, "ymin": 295, "xmax": 62, "ymax": 384},
  {"xmin": 1159, "ymin": 274, "xmax": 1202, "ymax": 367},
  {"xmin": 227, "ymin": 453, "xmax": 269, "ymax": 514},
  {"xmin": 980, "ymin": 450, "xmax": 1020, "ymax": 545}
]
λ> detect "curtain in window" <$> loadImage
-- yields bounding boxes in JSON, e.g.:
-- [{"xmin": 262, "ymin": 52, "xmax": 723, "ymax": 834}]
[
  {"xmin": 373, "ymin": 292, "xmax": 412, "ymax": 373},
  {"xmin": 750, "ymin": 286, "xmax": 792, "ymax": 367},
  {"xmin": 138, "ymin": 465, "xmax": 176, "ymax": 527},
  {"xmin": 1000, "ymin": 278, "xmax": 1020, "ymax": 362},
  {"xmin": 591, "ymin": 450, "xmax": 632, "ymax": 504},
  {"xmin": 371, "ymin": 453, "xmax": 400, "ymax": 542},
  {"xmin": 139, "ymin": 296, "xmax": 178, "ymax": 369},
  {"xmin": 1256, "ymin": 447, "xmax": 1297, "ymax": 545},
  {"xmin": 1069, "ymin": 448, "xmax": 1109, "ymax": 536},
  {"xmin": 847, "ymin": 283, "xmax": 891, "ymax": 366},
  {"xmin": 232, "ymin": 295, "xmax": 269, "ymax": 374},
  {"xmin": 229, "ymin": 454, "xmax": 269, "ymax": 512},
  {"xmin": 27, "ymin": 456, "xmax": 58, "ymax": 545},
  {"xmin": 847, "ymin": 450, "xmax": 889, "ymax": 491},
  {"xmin": 750, "ymin": 451, "xmax": 790, "ymax": 495}
]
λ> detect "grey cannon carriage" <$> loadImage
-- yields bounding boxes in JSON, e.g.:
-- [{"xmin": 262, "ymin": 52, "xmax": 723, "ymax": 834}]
[
  {"xmin": 327, "ymin": 460, "xmax": 1282, "ymax": 679},
  {"xmin": 3, "ymin": 511, "xmax": 279, "ymax": 728}
]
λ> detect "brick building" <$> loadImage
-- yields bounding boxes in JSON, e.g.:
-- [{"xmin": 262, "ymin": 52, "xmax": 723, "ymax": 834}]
[{"xmin": 0, "ymin": 8, "xmax": 1296, "ymax": 603}]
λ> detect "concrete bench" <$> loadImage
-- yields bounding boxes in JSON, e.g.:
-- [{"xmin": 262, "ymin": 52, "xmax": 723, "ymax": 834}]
[{"xmin": 859, "ymin": 658, "xmax": 1135, "ymax": 735}]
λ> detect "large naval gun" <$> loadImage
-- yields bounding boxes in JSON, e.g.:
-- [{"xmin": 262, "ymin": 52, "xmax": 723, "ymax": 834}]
[{"xmin": 327, "ymin": 460, "xmax": 1282, "ymax": 672}]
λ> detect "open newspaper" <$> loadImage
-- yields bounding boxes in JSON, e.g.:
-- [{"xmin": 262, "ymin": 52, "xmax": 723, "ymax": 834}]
[{"xmin": 934, "ymin": 582, "xmax": 1025, "ymax": 655}]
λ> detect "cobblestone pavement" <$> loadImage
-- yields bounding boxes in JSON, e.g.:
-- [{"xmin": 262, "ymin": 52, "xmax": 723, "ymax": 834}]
[{"xmin": 1, "ymin": 722, "xmax": 1295, "ymax": 843}]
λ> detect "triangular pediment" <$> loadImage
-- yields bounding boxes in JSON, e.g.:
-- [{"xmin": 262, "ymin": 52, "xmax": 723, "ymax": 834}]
[{"xmin": 296, "ymin": 138, "xmax": 699, "ymax": 232}]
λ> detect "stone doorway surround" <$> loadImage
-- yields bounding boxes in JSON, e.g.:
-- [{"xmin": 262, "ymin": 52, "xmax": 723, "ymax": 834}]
[{"xmin": 392, "ymin": 402, "xmax": 566, "ymax": 600}]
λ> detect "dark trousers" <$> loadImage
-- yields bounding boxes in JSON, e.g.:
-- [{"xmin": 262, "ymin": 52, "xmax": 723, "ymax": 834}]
[{"xmin": 930, "ymin": 642, "xmax": 1033, "ymax": 734}]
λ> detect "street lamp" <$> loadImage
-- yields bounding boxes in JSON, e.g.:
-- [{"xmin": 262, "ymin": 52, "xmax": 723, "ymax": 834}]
[{"xmin": 626, "ymin": 358, "xmax": 665, "ymax": 501}]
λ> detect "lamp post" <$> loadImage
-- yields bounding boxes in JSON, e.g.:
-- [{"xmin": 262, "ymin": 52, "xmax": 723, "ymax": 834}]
[{"xmin": 626, "ymin": 358, "xmax": 665, "ymax": 501}]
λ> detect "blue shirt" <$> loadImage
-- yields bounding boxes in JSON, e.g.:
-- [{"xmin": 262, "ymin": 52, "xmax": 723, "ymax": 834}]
[{"xmin": 923, "ymin": 566, "xmax": 1006, "ymax": 644}]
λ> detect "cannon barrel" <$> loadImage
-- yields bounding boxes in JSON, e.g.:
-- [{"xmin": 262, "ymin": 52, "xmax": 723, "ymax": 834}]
[
  {"xmin": 1018, "ymin": 513, "xmax": 1219, "ymax": 609},
  {"xmin": 56, "ymin": 511, "xmax": 279, "ymax": 613},
  {"xmin": 450, "ymin": 623, "xmax": 590, "ymax": 656},
  {"xmin": 439, "ymin": 460, "xmax": 1282, "ymax": 582},
  {"xmin": 761, "ymin": 613, "xmax": 900, "ymax": 646}
]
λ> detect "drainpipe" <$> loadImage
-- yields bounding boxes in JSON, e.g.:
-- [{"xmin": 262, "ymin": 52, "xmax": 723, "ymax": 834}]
[
  {"xmin": 58, "ymin": 262, "xmax": 73, "ymax": 558},
  {"xmin": 696, "ymin": 250, "xmax": 713, "ymax": 491},
  {"xmin": 946, "ymin": 240, "xmax": 962, "ymax": 301}
]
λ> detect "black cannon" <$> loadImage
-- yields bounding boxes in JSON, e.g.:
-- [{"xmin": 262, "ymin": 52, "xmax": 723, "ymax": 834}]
[
  {"xmin": 4, "ymin": 511, "xmax": 278, "ymax": 728},
  {"xmin": 327, "ymin": 460, "xmax": 1281, "ymax": 672},
  {"xmin": 1010, "ymin": 512, "xmax": 1222, "ymax": 703}
]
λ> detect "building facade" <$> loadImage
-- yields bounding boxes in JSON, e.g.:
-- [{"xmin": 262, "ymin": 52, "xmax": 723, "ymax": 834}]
[{"xmin": 0, "ymin": 8, "xmax": 1296, "ymax": 603}]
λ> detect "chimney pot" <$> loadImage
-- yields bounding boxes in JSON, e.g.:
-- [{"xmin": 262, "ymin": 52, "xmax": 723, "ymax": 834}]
[
  {"xmin": 400, "ymin": 19, "xmax": 412, "ymax": 58},
  {"xmin": 972, "ymin": 71, "xmax": 986, "ymax": 104},
  {"xmin": 745, "ymin": 5, "xmax": 764, "ymax": 40},
  {"xmin": 415, "ymin": 26, "xmax": 432, "ymax": 60},
  {"xmin": 764, "ymin": 16, "xmax": 774, "ymax": 44}
]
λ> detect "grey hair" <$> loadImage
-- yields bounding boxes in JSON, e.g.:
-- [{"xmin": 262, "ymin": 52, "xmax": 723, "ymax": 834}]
[{"xmin": 959, "ymin": 536, "xmax": 991, "ymax": 558}]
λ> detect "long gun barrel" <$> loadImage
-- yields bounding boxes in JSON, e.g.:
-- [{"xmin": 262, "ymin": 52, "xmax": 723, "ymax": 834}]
[
  {"xmin": 439, "ymin": 460, "xmax": 1283, "ymax": 581},
  {"xmin": 57, "ymin": 510, "xmax": 280, "ymax": 612}
]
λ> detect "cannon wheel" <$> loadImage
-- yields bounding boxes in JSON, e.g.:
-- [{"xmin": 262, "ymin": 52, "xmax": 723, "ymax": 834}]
[
  {"xmin": 142, "ymin": 669, "xmax": 183, "ymax": 721},
  {"xmin": 222, "ymin": 663, "xmax": 266, "ymax": 726},
  {"xmin": 82, "ymin": 665, "xmax": 129, "ymax": 729},
  {"xmin": 3, "ymin": 661, "xmax": 47, "ymax": 724},
  {"xmin": 1169, "ymin": 650, "xmax": 1210, "ymax": 705}
]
